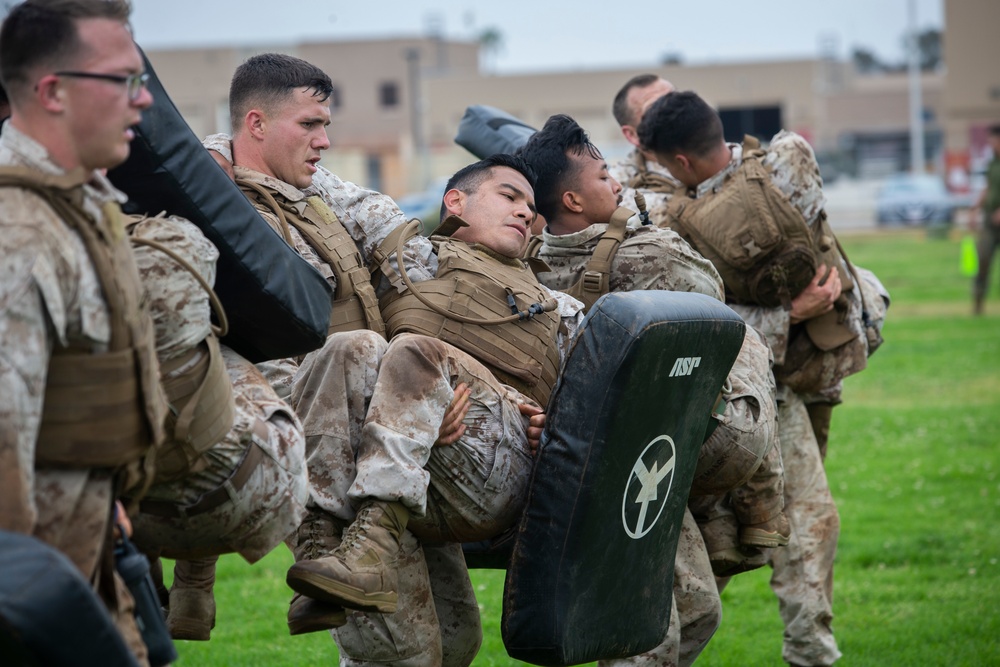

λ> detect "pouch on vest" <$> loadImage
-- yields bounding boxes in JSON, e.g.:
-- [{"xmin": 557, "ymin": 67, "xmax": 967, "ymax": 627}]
[
  {"xmin": 107, "ymin": 49, "xmax": 332, "ymax": 362},
  {"xmin": 662, "ymin": 136, "xmax": 820, "ymax": 309}
]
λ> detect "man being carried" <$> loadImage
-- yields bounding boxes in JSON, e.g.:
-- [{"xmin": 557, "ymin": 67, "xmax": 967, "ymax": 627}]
[
  {"xmin": 284, "ymin": 154, "xmax": 582, "ymax": 650},
  {"xmin": 521, "ymin": 113, "xmax": 786, "ymax": 666}
]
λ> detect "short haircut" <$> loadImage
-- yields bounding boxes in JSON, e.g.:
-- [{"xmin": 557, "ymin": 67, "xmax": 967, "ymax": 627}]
[
  {"xmin": 0, "ymin": 0, "xmax": 132, "ymax": 102},
  {"xmin": 439, "ymin": 153, "xmax": 537, "ymax": 222},
  {"xmin": 518, "ymin": 114, "xmax": 602, "ymax": 222},
  {"xmin": 990, "ymin": 124, "xmax": 1000, "ymax": 137},
  {"xmin": 229, "ymin": 53, "xmax": 333, "ymax": 132},
  {"xmin": 638, "ymin": 90, "xmax": 724, "ymax": 159},
  {"xmin": 612, "ymin": 73, "xmax": 660, "ymax": 127}
]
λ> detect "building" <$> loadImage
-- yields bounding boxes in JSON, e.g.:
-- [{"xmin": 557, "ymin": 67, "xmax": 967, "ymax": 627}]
[{"xmin": 144, "ymin": 0, "xmax": 995, "ymax": 199}]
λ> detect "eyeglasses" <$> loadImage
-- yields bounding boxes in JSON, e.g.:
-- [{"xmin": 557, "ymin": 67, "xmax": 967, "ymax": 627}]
[{"xmin": 54, "ymin": 71, "xmax": 150, "ymax": 101}]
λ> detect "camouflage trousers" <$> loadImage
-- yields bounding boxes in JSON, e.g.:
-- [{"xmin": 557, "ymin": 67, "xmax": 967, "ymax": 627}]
[
  {"xmin": 31, "ymin": 469, "xmax": 148, "ymax": 666},
  {"xmin": 349, "ymin": 333, "xmax": 536, "ymax": 542},
  {"xmin": 768, "ymin": 388, "xmax": 841, "ymax": 666},
  {"xmin": 292, "ymin": 331, "xmax": 533, "ymax": 665},
  {"xmin": 598, "ymin": 508, "xmax": 722, "ymax": 667},
  {"xmin": 133, "ymin": 348, "xmax": 309, "ymax": 564}
]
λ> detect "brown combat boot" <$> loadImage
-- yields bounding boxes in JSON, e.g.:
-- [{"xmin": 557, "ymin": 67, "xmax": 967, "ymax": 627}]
[
  {"xmin": 286, "ymin": 509, "xmax": 349, "ymax": 635},
  {"xmin": 168, "ymin": 557, "xmax": 217, "ymax": 641},
  {"xmin": 285, "ymin": 500, "xmax": 409, "ymax": 614},
  {"xmin": 741, "ymin": 511, "xmax": 791, "ymax": 548}
]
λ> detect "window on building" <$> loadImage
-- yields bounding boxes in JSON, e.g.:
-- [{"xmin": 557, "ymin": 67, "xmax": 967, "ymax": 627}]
[
  {"xmin": 718, "ymin": 105, "xmax": 782, "ymax": 143},
  {"xmin": 379, "ymin": 82, "xmax": 400, "ymax": 109}
]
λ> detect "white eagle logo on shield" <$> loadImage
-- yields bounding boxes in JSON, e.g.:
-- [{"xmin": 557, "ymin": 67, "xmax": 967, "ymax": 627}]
[{"xmin": 621, "ymin": 435, "xmax": 676, "ymax": 539}]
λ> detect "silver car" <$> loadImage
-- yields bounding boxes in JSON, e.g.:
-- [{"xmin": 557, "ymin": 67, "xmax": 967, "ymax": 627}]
[{"xmin": 876, "ymin": 173, "xmax": 955, "ymax": 226}]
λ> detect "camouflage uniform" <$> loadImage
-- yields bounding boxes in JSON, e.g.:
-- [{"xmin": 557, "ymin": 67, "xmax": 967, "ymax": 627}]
[
  {"xmin": 206, "ymin": 133, "xmax": 490, "ymax": 666},
  {"xmin": 128, "ymin": 215, "xmax": 309, "ymax": 564},
  {"xmin": 0, "ymin": 124, "xmax": 153, "ymax": 665},
  {"xmin": 701, "ymin": 131, "xmax": 844, "ymax": 666},
  {"xmin": 609, "ymin": 147, "xmax": 684, "ymax": 222},
  {"xmin": 535, "ymin": 219, "xmax": 781, "ymax": 666}
]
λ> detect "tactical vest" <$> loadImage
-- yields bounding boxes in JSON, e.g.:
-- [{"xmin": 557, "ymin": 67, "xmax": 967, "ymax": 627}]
[
  {"xmin": 380, "ymin": 219, "xmax": 562, "ymax": 406},
  {"xmin": 660, "ymin": 136, "xmax": 825, "ymax": 309},
  {"xmin": 127, "ymin": 224, "xmax": 236, "ymax": 484},
  {"xmin": 625, "ymin": 150, "xmax": 685, "ymax": 199},
  {"xmin": 526, "ymin": 206, "xmax": 633, "ymax": 314},
  {"xmin": 0, "ymin": 167, "xmax": 167, "ymax": 470},
  {"xmin": 238, "ymin": 179, "xmax": 386, "ymax": 337}
]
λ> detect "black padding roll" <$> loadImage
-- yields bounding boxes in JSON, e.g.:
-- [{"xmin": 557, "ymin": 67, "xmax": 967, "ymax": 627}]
[
  {"xmin": 0, "ymin": 530, "xmax": 141, "ymax": 667},
  {"xmin": 501, "ymin": 291, "xmax": 745, "ymax": 666},
  {"xmin": 454, "ymin": 105, "xmax": 537, "ymax": 159},
  {"xmin": 107, "ymin": 48, "xmax": 332, "ymax": 362}
]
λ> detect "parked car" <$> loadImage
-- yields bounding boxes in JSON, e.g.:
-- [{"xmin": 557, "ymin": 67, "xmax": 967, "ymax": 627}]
[
  {"xmin": 875, "ymin": 173, "xmax": 955, "ymax": 226},
  {"xmin": 396, "ymin": 178, "xmax": 448, "ymax": 234}
]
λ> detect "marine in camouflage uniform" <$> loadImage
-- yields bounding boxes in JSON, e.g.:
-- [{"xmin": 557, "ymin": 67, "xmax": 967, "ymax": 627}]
[
  {"xmin": 125, "ymin": 214, "xmax": 309, "ymax": 640},
  {"xmin": 639, "ymin": 91, "xmax": 889, "ymax": 666},
  {"xmin": 208, "ymin": 54, "xmax": 490, "ymax": 665},
  {"xmin": 609, "ymin": 74, "xmax": 683, "ymax": 223},
  {"xmin": 522, "ymin": 114, "xmax": 783, "ymax": 667},
  {"xmin": 0, "ymin": 4, "xmax": 169, "ymax": 663}
]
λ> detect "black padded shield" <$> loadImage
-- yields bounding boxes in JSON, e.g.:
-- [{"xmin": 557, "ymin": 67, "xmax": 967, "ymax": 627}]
[
  {"xmin": 501, "ymin": 291, "xmax": 745, "ymax": 666},
  {"xmin": 0, "ymin": 531, "xmax": 141, "ymax": 667},
  {"xmin": 107, "ymin": 49, "xmax": 332, "ymax": 362},
  {"xmin": 454, "ymin": 105, "xmax": 537, "ymax": 158}
]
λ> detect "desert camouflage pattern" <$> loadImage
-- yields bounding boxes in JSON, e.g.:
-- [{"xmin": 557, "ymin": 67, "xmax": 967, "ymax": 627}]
[
  {"xmin": 0, "ymin": 124, "xmax": 150, "ymax": 665},
  {"xmin": 335, "ymin": 540, "xmax": 482, "ymax": 667},
  {"xmin": 536, "ymin": 217, "xmax": 724, "ymax": 299},
  {"xmin": 769, "ymin": 389, "xmax": 841, "ymax": 667},
  {"xmin": 610, "ymin": 147, "xmax": 682, "ymax": 218},
  {"xmin": 135, "ymin": 346, "xmax": 308, "ymax": 563},
  {"xmin": 129, "ymin": 216, "xmax": 308, "ymax": 563}
]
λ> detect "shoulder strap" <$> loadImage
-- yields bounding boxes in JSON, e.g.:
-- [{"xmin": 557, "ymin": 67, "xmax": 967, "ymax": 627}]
[{"xmin": 563, "ymin": 206, "xmax": 632, "ymax": 313}]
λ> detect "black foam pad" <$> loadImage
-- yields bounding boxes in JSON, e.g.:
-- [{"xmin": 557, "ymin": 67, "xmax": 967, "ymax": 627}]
[
  {"xmin": 454, "ymin": 105, "xmax": 537, "ymax": 158},
  {"xmin": 0, "ymin": 531, "xmax": 141, "ymax": 667},
  {"xmin": 500, "ymin": 291, "xmax": 745, "ymax": 666},
  {"xmin": 107, "ymin": 48, "xmax": 332, "ymax": 363}
]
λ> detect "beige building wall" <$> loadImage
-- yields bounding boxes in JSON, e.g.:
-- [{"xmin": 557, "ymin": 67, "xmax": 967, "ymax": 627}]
[{"xmin": 942, "ymin": 0, "xmax": 1000, "ymax": 176}]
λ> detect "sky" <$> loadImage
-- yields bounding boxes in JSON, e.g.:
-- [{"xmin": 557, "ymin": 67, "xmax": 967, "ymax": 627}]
[{"xmin": 130, "ymin": 0, "xmax": 944, "ymax": 74}]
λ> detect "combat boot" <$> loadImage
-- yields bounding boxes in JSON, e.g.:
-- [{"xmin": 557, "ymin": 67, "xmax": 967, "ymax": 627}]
[
  {"xmin": 168, "ymin": 557, "xmax": 217, "ymax": 641},
  {"xmin": 286, "ymin": 509, "xmax": 349, "ymax": 635},
  {"xmin": 741, "ymin": 511, "xmax": 791, "ymax": 549},
  {"xmin": 285, "ymin": 500, "xmax": 409, "ymax": 614}
]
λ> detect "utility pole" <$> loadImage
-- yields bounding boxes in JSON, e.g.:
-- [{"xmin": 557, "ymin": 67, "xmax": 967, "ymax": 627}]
[
  {"xmin": 405, "ymin": 47, "xmax": 429, "ymax": 191},
  {"xmin": 907, "ymin": 0, "xmax": 925, "ymax": 173}
]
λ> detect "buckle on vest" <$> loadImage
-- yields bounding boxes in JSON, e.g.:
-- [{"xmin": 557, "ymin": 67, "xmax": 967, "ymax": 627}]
[{"xmin": 582, "ymin": 270, "xmax": 603, "ymax": 293}]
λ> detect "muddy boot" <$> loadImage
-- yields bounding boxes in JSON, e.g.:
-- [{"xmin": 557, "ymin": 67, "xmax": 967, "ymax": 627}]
[
  {"xmin": 741, "ymin": 511, "xmax": 791, "ymax": 548},
  {"xmin": 168, "ymin": 556, "xmax": 217, "ymax": 641},
  {"xmin": 698, "ymin": 509, "xmax": 747, "ymax": 577},
  {"xmin": 286, "ymin": 509, "xmax": 349, "ymax": 635},
  {"xmin": 286, "ymin": 500, "xmax": 409, "ymax": 614}
]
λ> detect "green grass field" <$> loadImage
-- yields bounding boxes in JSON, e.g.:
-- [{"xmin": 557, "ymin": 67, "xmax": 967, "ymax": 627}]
[{"xmin": 168, "ymin": 229, "xmax": 1000, "ymax": 666}]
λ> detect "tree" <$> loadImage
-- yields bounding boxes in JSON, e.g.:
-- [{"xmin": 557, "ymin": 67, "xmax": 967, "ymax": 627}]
[
  {"xmin": 478, "ymin": 27, "xmax": 503, "ymax": 73},
  {"xmin": 852, "ymin": 47, "xmax": 884, "ymax": 74},
  {"xmin": 915, "ymin": 28, "xmax": 942, "ymax": 71}
]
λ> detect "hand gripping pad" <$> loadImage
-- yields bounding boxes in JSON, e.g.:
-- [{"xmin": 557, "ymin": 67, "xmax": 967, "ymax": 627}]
[
  {"xmin": 501, "ymin": 291, "xmax": 745, "ymax": 666},
  {"xmin": 107, "ymin": 49, "xmax": 332, "ymax": 362}
]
